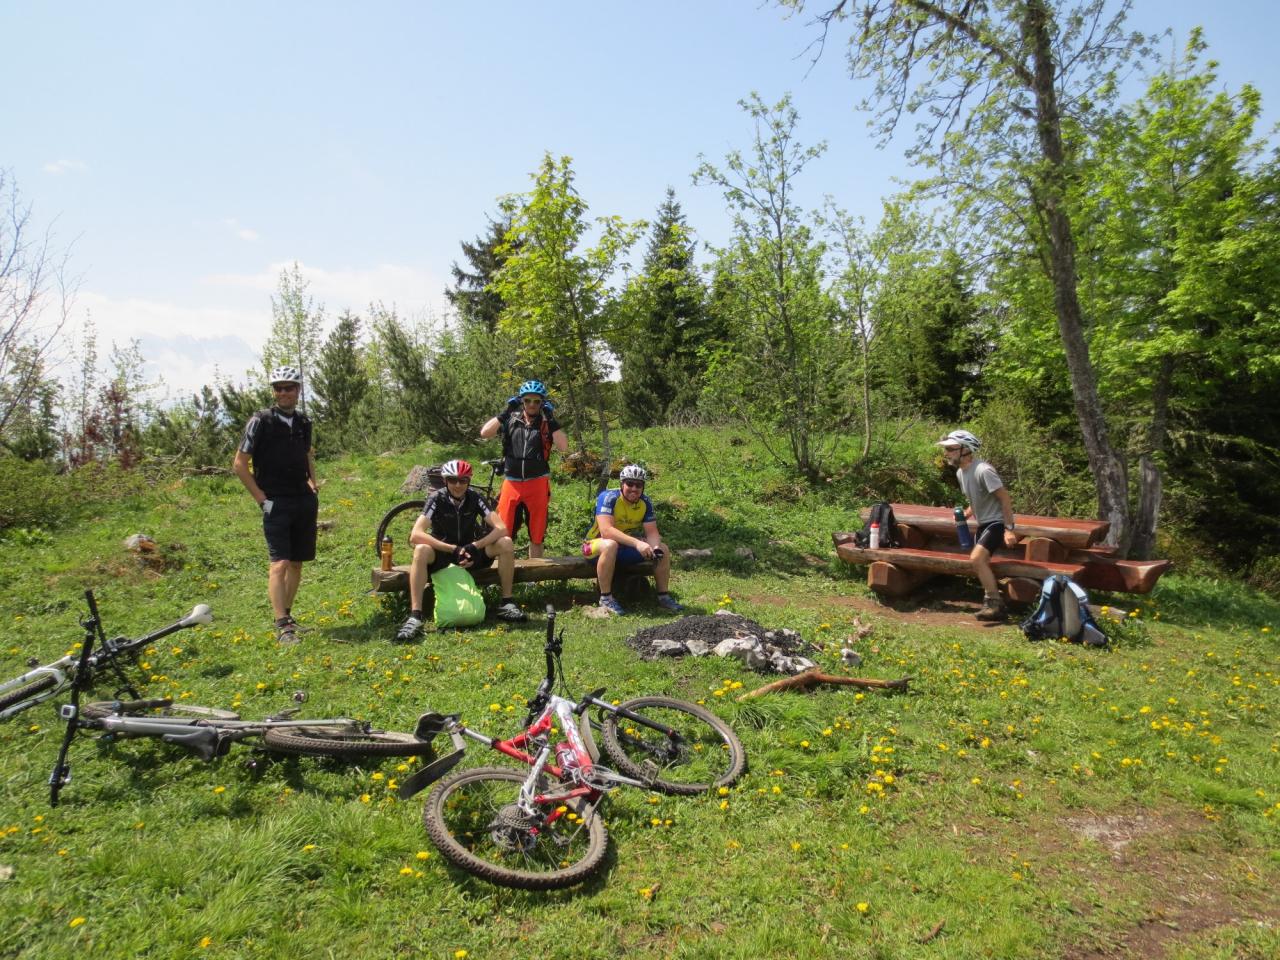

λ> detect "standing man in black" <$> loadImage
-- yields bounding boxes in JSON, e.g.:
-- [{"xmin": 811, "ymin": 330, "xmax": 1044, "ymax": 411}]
[{"xmin": 232, "ymin": 365, "xmax": 319, "ymax": 644}]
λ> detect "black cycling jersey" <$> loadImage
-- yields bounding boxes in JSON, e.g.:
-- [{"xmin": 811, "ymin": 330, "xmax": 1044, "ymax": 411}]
[
  {"xmin": 498, "ymin": 409, "xmax": 560, "ymax": 480},
  {"xmin": 239, "ymin": 407, "xmax": 313, "ymax": 497},
  {"xmin": 422, "ymin": 487, "xmax": 491, "ymax": 546}
]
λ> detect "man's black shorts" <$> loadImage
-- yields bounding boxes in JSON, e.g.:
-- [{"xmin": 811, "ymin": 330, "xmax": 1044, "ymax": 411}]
[
  {"xmin": 975, "ymin": 520, "xmax": 1006, "ymax": 552},
  {"xmin": 263, "ymin": 493, "xmax": 319, "ymax": 562},
  {"xmin": 428, "ymin": 545, "xmax": 496, "ymax": 575}
]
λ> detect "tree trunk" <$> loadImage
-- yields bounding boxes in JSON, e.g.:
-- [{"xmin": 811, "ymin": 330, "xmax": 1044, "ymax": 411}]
[
  {"xmin": 1022, "ymin": 0, "xmax": 1130, "ymax": 552},
  {"xmin": 1130, "ymin": 355, "xmax": 1173, "ymax": 559}
]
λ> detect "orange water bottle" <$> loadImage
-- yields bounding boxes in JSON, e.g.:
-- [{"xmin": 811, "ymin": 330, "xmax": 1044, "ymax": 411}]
[{"xmin": 380, "ymin": 536, "xmax": 393, "ymax": 571}]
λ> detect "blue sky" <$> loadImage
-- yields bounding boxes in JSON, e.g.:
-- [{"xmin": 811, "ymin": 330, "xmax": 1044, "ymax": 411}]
[{"xmin": 4, "ymin": 1, "xmax": 1276, "ymax": 397}]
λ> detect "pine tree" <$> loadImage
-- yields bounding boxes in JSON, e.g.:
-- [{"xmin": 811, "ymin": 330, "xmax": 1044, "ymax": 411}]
[
  {"xmin": 616, "ymin": 189, "xmax": 715, "ymax": 426},
  {"xmin": 445, "ymin": 216, "xmax": 517, "ymax": 333},
  {"xmin": 311, "ymin": 311, "xmax": 369, "ymax": 446}
]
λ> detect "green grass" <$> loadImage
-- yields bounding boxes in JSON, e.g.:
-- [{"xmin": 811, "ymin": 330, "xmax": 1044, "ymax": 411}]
[{"xmin": 1, "ymin": 426, "xmax": 1277, "ymax": 959}]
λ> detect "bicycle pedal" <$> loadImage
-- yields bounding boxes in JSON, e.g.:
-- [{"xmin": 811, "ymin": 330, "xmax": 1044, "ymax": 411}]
[{"xmin": 640, "ymin": 759, "xmax": 661, "ymax": 786}]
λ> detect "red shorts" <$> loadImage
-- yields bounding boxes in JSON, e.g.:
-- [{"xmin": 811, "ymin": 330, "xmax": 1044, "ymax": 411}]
[{"xmin": 497, "ymin": 476, "xmax": 551, "ymax": 545}]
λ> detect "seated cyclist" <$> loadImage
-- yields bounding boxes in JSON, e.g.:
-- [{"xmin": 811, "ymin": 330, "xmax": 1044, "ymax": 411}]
[
  {"xmin": 582, "ymin": 464, "xmax": 682, "ymax": 616},
  {"xmin": 479, "ymin": 379, "xmax": 568, "ymax": 559},
  {"xmin": 396, "ymin": 459, "xmax": 527, "ymax": 641}
]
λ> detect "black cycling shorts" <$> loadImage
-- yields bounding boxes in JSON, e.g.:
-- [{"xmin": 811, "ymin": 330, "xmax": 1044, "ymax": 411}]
[
  {"xmin": 263, "ymin": 493, "xmax": 319, "ymax": 562},
  {"xmin": 974, "ymin": 520, "xmax": 1006, "ymax": 553},
  {"xmin": 428, "ymin": 546, "xmax": 496, "ymax": 575}
]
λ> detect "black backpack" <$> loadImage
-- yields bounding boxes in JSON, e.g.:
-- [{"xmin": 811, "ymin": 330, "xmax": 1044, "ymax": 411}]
[
  {"xmin": 853, "ymin": 501, "xmax": 900, "ymax": 549},
  {"xmin": 1021, "ymin": 575, "xmax": 1108, "ymax": 647}
]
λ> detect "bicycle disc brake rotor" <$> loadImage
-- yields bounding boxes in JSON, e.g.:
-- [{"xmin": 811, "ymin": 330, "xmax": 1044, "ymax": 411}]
[{"xmin": 489, "ymin": 804, "xmax": 540, "ymax": 853}]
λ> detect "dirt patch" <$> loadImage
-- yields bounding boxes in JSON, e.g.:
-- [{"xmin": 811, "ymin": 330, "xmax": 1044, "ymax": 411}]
[
  {"xmin": 1044, "ymin": 808, "xmax": 1274, "ymax": 957},
  {"xmin": 747, "ymin": 579, "xmax": 1010, "ymax": 633}
]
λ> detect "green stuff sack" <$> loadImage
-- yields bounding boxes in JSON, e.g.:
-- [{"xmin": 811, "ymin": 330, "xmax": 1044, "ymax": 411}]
[{"xmin": 433, "ymin": 564, "xmax": 486, "ymax": 628}]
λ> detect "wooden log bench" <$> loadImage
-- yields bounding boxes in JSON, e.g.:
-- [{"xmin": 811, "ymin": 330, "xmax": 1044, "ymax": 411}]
[
  {"xmin": 371, "ymin": 556, "xmax": 657, "ymax": 606},
  {"xmin": 836, "ymin": 504, "xmax": 1171, "ymax": 601}
]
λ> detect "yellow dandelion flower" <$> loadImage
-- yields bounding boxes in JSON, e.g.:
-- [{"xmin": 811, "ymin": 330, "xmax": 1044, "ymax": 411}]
[
  {"xmin": 213, "ymin": 785, "xmax": 226, "ymax": 794},
  {"xmin": 399, "ymin": 866, "xmax": 414, "ymax": 876},
  {"xmin": 200, "ymin": 936, "xmax": 213, "ymax": 948},
  {"xmin": 69, "ymin": 917, "xmax": 86, "ymax": 928},
  {"xmin": 416, "ymin": 851, "xmax": 431, "ymax": 860},
  {"xmin": 856, "ymin": 902, "xmax": 869, "ymax": 913}
]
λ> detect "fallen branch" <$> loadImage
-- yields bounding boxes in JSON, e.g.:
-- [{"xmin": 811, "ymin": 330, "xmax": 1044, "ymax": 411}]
[
  {"xmin": 736, "ymin": 668, "xmax": 913, "ymax": 701},
  {"xmin": 918, "ymin": 919, "xmax": 946, "ymax": 944}
]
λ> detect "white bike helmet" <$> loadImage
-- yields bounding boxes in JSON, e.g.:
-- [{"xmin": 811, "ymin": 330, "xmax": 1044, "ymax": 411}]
[
  {"xmin": 270, "ymin": 365, "xmax": 302, "ymax": 386},
  {"xmin": 619, "ymin": 464, "xmax": 647, "ymax": 483},
  {"xmin": 936, "ymin": 429, "xmax": 980, "ymax": 452}
]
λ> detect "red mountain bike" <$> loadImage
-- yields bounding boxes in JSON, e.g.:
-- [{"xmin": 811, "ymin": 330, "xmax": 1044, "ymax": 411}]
[{"xmin": 400, "ymin": 605, "xmax": 746, "ymax": 889}]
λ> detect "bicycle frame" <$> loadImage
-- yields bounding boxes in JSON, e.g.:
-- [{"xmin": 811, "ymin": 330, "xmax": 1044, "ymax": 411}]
[
  {"xmin": 399, "ymin": 605, "xmax": 686, "ymax": 800},
  {"xmin": 90, "ymin": 704, "xmax": 369, "ymax": 755},
  {"xmin": 2, "ymin": 591, "xmax": 212, "ymax": 721}
]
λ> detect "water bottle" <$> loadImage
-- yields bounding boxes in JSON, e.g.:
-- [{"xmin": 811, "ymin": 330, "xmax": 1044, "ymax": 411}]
[
  {"xmin": 953, "ymin": 508, "xmax": 974, "ymax": 550},
  {"xmin": 380, "ymin": 536, "xmax": 394, "ymax": 571},
  {"xmin": 868, "ymin": 522, "xmax": 880, "ymax": 550}
]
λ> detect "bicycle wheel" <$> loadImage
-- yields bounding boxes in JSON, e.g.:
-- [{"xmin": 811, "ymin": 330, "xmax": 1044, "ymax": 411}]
[
  {"xmin": 600, "ymin": 696, "xmax": 746, "ymax": 795},
  {"xmin": 423, "ymin": 766, "xmax": 608, "ymax": 890},
  {"xmin": 374, "ymin": 500, "xmax": 426, "ymax": 561},
  {"xmin": 260, "ymin": 726, "xmax": 436, "ymax": 758},
  {"xmin": 0, "ymin": 674, "xmax": 58, "ymax": 714}
]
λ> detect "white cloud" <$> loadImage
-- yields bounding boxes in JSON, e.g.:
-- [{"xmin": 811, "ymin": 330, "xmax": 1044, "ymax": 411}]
[
  {"xmin": 66, "ymin": 258, "xmax": 450, "ymax": 394},
  {"xmin": 204, "ymin": 260, "xmax": 448, "ymax": 318},
  {"xmin": 220, "ymin": 217, "xmax": 260, "ymax": 242},
  {"xmin": 43, "ymin": 159, "xmax": 88, "ymax": 175}
]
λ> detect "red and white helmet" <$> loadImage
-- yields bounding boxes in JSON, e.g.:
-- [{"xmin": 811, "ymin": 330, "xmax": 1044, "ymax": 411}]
[{"xmin": 440, "ymin": 459, "xmax": 473, "ymax": 479}]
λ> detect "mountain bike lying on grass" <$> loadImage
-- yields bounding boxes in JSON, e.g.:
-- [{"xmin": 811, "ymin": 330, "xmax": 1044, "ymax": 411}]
[
  {"xmin": 1, "ymin": 590, "xmax": 212, "ymax": 721},
  {"xmin": 47, "ymin": 596, "xmax": 437, "ymax": 806},
  {"xmin": 398, "ymin": 605, "xmax": 747, "ymax": 889}
]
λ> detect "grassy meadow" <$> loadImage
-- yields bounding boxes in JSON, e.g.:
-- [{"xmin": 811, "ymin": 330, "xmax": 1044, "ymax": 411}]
[{"xmin": 1, "ymin": 427, "xmax": 1277, "ymax": 960}]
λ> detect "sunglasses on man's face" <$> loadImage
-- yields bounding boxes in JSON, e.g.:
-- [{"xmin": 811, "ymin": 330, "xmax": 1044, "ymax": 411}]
[
  {"xmin": 621, "ymin": 479, "xmax": 644, "ymax": 489},
  {"xmin": 943, "ymin": 446, "xmax": 961, "ymax": 453},
  {"xmin": 445, "ymin": 477, "xmax": 470, "ymax": 486},
  {"xmin": 273, "ymin": 383, "xmax": 299, "ymax": 393},
  {"xmin": 522, "ymin": 396, "xmax": 544, "ymax": 405}
]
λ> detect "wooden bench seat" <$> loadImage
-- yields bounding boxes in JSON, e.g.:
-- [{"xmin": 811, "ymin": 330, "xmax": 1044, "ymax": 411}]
[
  {"xmin": 834, "ymin": 541, "xmax": 1086, "ymax": 580},
  {"xmin": 371, "ymin": 556, "xmax": 656, "ymax": 594}
]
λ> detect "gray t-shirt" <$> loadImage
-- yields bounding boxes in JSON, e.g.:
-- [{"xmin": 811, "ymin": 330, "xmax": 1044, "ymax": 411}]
[{"xmin": 957, "ymin": 460, "xmax": 1006, "ymax": 524}]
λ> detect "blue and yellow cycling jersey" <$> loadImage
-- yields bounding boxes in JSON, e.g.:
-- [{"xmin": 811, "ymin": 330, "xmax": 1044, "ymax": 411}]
[{"xmin": 583, "ymin": 488, "xmax": 655, "ymax": 541}]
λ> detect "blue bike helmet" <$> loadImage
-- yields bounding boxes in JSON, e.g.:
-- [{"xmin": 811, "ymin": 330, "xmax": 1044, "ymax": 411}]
[{"xmin": 518, "ymin": 379, "xmax": 549, "ymax": 398}]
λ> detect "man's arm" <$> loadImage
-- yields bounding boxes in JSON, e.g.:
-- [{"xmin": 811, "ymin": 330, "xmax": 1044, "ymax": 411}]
[
  {"xmin": 551, "ymin": 428, "xmax": 568, "ymax": 454},
  {"xmin": 597, "ymin": 514, "xmax": 656, "ymax": 558},
  {"xmin": 479, "ymin": 416, "xmax": 500, "ymax": 440},
  {"xmin": 306, "ymin": 448, "xmax": 318, "ymax": 494},
  {"xmin": 409, "ymin": 514, "xmax": 454, "ymax": 553},
  {"xmin": 642, "ymin": 519, "xmax": 662, "ymax": 550},
  {"xmin": 994, "ymin": 487, "xmax": 1019, "ymax": 544},
  {"xmin": 475, "ymin": 509, "xmax": 508, "ymax": 548},
  {"xmin": 232, "ymin": 450, "xmax": 266, "ymax": 507}
]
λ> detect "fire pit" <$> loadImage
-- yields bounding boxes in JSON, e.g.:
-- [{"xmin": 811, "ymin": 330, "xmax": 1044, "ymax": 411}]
[{"xmin": 625, "ymin": 611, "xmax": 818, "ymax": 675}]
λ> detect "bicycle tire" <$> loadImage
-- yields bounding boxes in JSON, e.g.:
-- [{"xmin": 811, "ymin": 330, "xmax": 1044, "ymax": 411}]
[
  {"xmin": 260, "ymin": 727, "xmax": 436, "ymax": 758},
  {"xmin": 423, "ymin": 766, "xmax": 608, "ymax": 890},
  {"xmin": 600, "ymin": 696, "xmax": 746, "ymax": 795},
  {"xmin": 374, "ymin": 500, "xmax": 426, "ymax": 561},
  {"xmin": 0, "ymin": 674, "xmax": 59, "ymax": 714}
]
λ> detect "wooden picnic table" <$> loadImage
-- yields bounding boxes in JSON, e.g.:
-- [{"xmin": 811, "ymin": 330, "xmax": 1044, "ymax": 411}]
[
  {"xmin": 836, "ymin": 504, "xmax": 1169, "ymax": 601},
  {"xmin": 863, "ymin": 503, "xmax": 1110, "ymax": 550}
]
